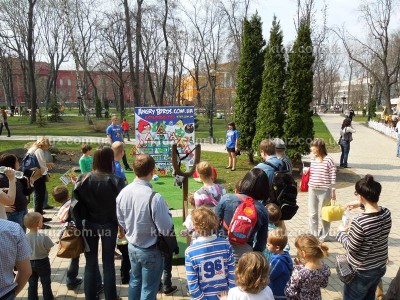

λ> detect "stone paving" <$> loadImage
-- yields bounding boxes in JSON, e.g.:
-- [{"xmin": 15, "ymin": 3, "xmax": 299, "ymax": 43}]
[{"xmin": 2, "ymin": 113, "xmax": 400, "ymax": 299}]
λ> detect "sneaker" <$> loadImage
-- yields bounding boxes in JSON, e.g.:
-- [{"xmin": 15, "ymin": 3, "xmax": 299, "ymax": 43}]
[
  {"xmin": 225, "ymin": 166, "xmax": 232, "ymax": 169},
  {"xmin": 67, "ymin": 278, "xmax": 83, "ymax": 290},
  {"xmin": 42, "ymin": 217, "xmax": 52, "ymax": 223},
  {"xmin": 164, "ymin": 286, "xmax": 178, "ymax": 296}
]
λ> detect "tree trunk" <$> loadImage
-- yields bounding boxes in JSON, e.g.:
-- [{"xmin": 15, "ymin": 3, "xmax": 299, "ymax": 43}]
[
  {"xmin": 123, "ymin": 0, "xmax": 136, "ymax": 107},
  {"xmin": 135, "ymin": 0, "xmax": 143, "ymax": 107},
  {"xmin": 28, "ymin": 0, "xmax": 38, "ymax": 123}
]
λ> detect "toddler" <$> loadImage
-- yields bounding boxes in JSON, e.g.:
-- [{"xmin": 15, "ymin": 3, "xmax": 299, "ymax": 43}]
[
  {"xmin": 194, "ymin": 161, "xmax": 226, "ymax": 207},
  {"xmin": 285, "ymin": 234, "xmax": 330, "ymax": 299},
  {"xmin": 227, "ymin": 252, "xmax": 274, "ymax": 299}
]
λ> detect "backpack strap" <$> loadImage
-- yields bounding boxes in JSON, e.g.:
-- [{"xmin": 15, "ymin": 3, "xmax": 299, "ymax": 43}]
[
  {"xmin": 148, "ymin": 192, "xmax": 159, "ymax": 234},
  {"xmin": 263, "ymin": 161, "xmax": 279, "ymax": 171}
]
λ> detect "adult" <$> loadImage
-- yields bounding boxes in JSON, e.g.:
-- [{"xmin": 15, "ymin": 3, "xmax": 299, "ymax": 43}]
[
  {"xmin": 0, "ymin": 154, "xmax": 28, "ymax": 230},
  {"xmin": 339, "ymin": 118, "xmax": 356, "ymax": 168},
  {"xmin": 255, "ymin": 139, "xmax": 284, "ymax": 188},
  {"xmin": 215, "ymin": 168, "xmax": 270, "ymax": 262},
  {"xmin": 0, "ymin": 219, "xmax": 32, "ymax": 300},
  {"xmin": 396, "ymin": 116, "xmax": 400, "ymax": 158},
  {"xmin": 0, "ymin": 167, "xmax": 16, "ymax": 219},
  {"xmin": 337, "ymin": 175, "xmax": 391, "ymax": 300},
  {"xmin": 116, "ymin": 155, "xmax": 173, "ymax": 300},
  {"xmin": 73, "ymin": 147, "xmax": 125, "ymax": 300},
  {"xmin": 308, "ymin": 138, "xmax": 336, "ymax": 242},
  {"xmin": 225, "ymin": 121, "xmax": 239, "ymax": 171},
  {"xmin": 348, "ymin": 107, "xmax": 355, "ymax": 121},
  {"xmin": 0, "ymin": 108, "xmax": 11, "ymax": 137},
  {"xmin": 273, "ymin": 138, "xmax": 293, "ymax": 174},
  {"xmin": 26, "ymin": 137, "xmax": 53, "ymax": 227},
  {"xmin": 106, "ymin": 115, "xmax": 132, "ymax": 171}
]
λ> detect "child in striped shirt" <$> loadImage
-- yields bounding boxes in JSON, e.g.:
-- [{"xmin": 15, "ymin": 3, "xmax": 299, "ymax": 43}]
[{"xmin": 185, "ymin": 207, "xmax": 235, "ymax": 299}]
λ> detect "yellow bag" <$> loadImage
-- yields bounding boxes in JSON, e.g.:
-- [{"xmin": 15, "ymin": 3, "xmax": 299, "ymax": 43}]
[{"xmin": 321, "ymin": 200, "xmax": 345, "ymax": 222}]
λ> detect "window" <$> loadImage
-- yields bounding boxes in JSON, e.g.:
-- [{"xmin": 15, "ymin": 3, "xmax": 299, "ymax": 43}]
[
  {"xmin": 67, "ymin": 79, "xmax": 71, "ymax": 86},
  {"xmin": 60, "ymin": 79, "xmax": 63, "ymax": 86}
]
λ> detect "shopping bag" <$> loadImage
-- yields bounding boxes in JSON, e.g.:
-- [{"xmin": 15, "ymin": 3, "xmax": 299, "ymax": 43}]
[
  {"xmin": 321, "ymin": 200, "xmax": 345, "ymax": 222},
  {"xmin": 300, "ymin": 167, "xmax": 310, "ymax": 192}
]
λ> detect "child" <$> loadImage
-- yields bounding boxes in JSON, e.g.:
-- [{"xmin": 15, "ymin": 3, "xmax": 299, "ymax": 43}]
[
  {"xmin": 112, "ymin": 141, "xmax": 127, "ymax": 184},
  {"xmin": 227, "ymin": 252, "xmax": 274, "ymax": 300},
  {"xmin": 285, "ymin": 234, "xmax": 330, "ymax": 299},
  {"xmin": 267, "ymin": 228, "xmax": 293, "ymax": 299},
  {"xmin": 185, "ymin": 207, "xmax": 235, "ymax": 299},
  {"xmin": 121, "ymin": 118, "xmax": 130, "ymax": 141},
  {"xmin": 53, "ymin": 186, "xmax": 83, "ymax": 289},
  {"xmin": 24, "ymin": 212, "xmax": 55, "ymax": 300},
  {"xmin": 194, "ymin": 161, "xmax": 226, "ymax": 207},
  {"xmin": 79, "ymin": 144, "xmax": 93, "ymax": 174},
  {"xmin": 264, "ymin": 203, "xmax": 290, "ymax": 260}
]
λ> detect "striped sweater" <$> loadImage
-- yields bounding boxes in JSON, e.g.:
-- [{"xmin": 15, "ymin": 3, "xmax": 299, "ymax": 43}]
[
  {"xmin": 337, "ymin": 207, "xmax": 391, "ymax": 270},
  {"xmin": 185, "ymin": 235, "xmax": 236, "ymax": 300},
  {"xmin": 308, "ymin": 156, "xmax": 336, "ymax": 189}
]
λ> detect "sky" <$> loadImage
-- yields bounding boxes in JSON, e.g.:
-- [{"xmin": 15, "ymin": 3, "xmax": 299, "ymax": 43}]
[{"xmin": 250, "ymin": 0, "xmax": 363, "ymax": 44}]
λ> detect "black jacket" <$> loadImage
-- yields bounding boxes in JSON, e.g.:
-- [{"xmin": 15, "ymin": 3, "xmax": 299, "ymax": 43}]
[
  {"xmin": 0, "ymin": 174, "xmax": 29, "ymax": 212},
  {"xmin": 73, "ymin": 172, "xmax": 125, "ymax": 225}
]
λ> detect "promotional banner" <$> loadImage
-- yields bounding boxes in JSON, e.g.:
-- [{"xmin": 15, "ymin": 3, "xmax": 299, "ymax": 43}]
[{"xmin": 134, "ymin": 106, "xmax": 196, "ymax": 176}]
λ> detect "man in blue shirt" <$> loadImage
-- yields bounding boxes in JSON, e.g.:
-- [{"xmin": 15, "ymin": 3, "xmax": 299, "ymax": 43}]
[
  {"xmin": 255, "ymin": 139, "xmax": 284, "ymax": 187},
  {"xmin": 106, "ymin": 115, "xmax": 132, "ymax": 171},
  {"xmin": 116, "ymin": 155, "xmax": 173, "ymax": 300}
]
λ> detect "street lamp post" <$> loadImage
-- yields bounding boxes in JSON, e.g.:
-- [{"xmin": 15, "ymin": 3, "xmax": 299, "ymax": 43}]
[
  {"xmin": 209, "ymin": 69, "xmax": 216, "ymax": 142},
  {"xmin": 341, "ymin": 95, "xmax": 346, "ymax": 113}
]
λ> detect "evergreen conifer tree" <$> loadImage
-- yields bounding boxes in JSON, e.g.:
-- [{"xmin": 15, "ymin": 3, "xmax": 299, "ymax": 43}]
[
  {"xmin": 253, "ymin": 16, "xmax": 286, "ymax": 152},
  {"xmin": 283, "ymin": 18, "xmax": 314, "ymax": 161},
  {"xmin": 234, "ymin": 13, "xmax": 265, "ymax": 162}
]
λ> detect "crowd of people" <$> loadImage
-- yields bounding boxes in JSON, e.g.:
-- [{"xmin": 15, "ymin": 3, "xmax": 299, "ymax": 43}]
[{"xmin": 0, "ymin": 115, "xmax": 395, "ymax": 300}]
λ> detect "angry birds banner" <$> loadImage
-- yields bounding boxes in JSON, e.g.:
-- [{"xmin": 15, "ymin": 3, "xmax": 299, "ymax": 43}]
[{"xmin": 134, "ymin": 106, "xmax": 196, "ymax": 176}]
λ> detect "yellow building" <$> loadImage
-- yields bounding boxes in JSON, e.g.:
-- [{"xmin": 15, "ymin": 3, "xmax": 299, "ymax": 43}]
[{"xmin": 181, "ymin": 62, "xmax": 237, "ymax": 111}]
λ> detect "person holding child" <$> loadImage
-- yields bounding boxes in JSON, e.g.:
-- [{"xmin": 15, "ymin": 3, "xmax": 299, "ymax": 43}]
[
  {"xmin": 185, "ymin": 206, "xmax": 235, "ymax": 299},
  {"xmin": 227, "ymin": 252, "xmax": 274, "ymax": 300},
  {"xmin": 267, "ymin": 228, "xmax": 293, "ymax": 299},
  {"xmin": 0, "ymin": 160, "xmax": 17, "ymax": 220},
  {"xmin": 285, "ymin": 234, "xmax": 330, "ymax": 299},
  {"xmin": 24, "ymin": 212, "xmax": 54, "ymax": 300},
  {"xmin": 337, "ymin": 175, "xmax": 391, "ymax": 300},
  {"xmin": 73, "ymin": 146, "xmax": 125, "ymax": 300},
  {"xmin": 194, "ymin": 161, "xmax": 226, "ymax": 207},
  {"xmin": 216, "ymin": 168, "xmax": 270, "ymax": 262},
  {"xmin": 79, "ymin": 144, "xmax": 93, "ymax": 174}
]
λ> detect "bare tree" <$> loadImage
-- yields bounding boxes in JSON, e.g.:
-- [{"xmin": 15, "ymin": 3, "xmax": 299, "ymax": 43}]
[{"xmin": 334, "ymin": 0, "xmax": 400, "ymax": 114}]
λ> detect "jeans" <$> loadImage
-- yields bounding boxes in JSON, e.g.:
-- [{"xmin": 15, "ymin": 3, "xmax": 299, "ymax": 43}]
[
  {"xmin": 28, "ymin": 257, "xmax": 54, "ymax": 300},
  {"xmin": 397, "ymin": 138, "xmax": 400, "ymax": 157},
  {"xmin": 66, "ymin": 256, "xmax": 102, "ymax": 287},
  {"xmin": 340, "ymin": 141, "xmax": 351, "ymax": 167},
  {"xmin": 344, "ymin": 266, "xmax": 386, "ymax": 300},
  {"xmin": 162, "ymin": 252, "xmax": 173, "ymax": 290},
  {"xmin": 128, "ymin": 243, "xmax": 163, "ymax": 300},
  {"xmin": 308, "ymin": 188, "xmax": 331, "ymax": 241},
  {"xmin": 33, "ymin": 176, "xmax": 46, "ymax": 214},
  {"xmin": 0, "ymin": 121, "xmax": 11, "ymax": 136},
  {"xmin": 0, "ymin": 289, "xmax": 15, "ymax": 300},
  {"xmin": 6, "ymin": 208, "xmax": 27, "ymax": 232},
  {"xmin": 83, "ymin": 221, "xmax": 118, "ymax": 300}
]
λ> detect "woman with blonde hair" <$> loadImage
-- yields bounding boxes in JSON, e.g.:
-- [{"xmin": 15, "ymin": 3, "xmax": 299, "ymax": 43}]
[
  {"xmin": 26, "ymin": 137, "xmax": 53, "ymax": 227},
  {"xmin": 308, "ymin": 138, "xmax": 336, "ymax": 242}
]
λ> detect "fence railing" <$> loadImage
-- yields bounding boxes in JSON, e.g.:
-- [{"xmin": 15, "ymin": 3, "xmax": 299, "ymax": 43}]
[{"xmin": 368, "ymin": 120, "xmax": 397, "ymax": 139}]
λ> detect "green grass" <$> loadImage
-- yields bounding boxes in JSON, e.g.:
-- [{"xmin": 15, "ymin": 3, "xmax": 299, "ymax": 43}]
[{"xmin": 312, "ymin": 115, "xmax": 338, "ymax": 153}]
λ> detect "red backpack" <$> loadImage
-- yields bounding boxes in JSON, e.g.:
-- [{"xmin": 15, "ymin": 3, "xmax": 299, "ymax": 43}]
[{"xmin": 223, "ymin": 195, "xmax": 258, "ymax": 244}]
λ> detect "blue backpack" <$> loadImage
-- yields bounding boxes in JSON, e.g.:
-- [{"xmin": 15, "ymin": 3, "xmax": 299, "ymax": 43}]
[{"xmin": 21, "ymin": 153, "xmax": 40, "ymax": 172}]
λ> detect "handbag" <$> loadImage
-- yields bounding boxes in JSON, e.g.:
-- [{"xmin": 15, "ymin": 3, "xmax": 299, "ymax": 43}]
[
  {"xmin": 321, "ymin": 200, "xmax": 345, "ymax": 222},
  {"xmin": 336, "ymin": 254, "xmax": 355, "ymax": 284},
  {"xmin": 56, "ymin": 223, "xmax": 84, "ymax": 258},
  {"xmin": 148, "ymin": 192, "xmax": 179, "ymax": 256},
  {"xmin": 300, "ymin": 166, "xmax": 310, "ymax": 192}
]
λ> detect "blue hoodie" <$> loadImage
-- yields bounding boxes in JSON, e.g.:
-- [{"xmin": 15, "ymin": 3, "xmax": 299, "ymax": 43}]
[
  {"xmin": 268, "ymin": 251, "xmax": 293, "ymax": 298},
  {"xmin": 255, "ymin": 156, "xmax": 284, "ymax": 187}
]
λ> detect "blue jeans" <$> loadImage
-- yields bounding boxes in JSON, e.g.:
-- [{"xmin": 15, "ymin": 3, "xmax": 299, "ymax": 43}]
[
  {"xmin": 28, "ymin": 257, "xmax": 54, "ymax": 300},
  {"xmin": 83, "ymin": 221, "xmax": 118, "ymax": 300},
  {"xmin": 340, "ymin": 141, "xmax": 350, "ymax": 167},
  {"xmin": 128, "ymin": 243, "xmax": 163, "ymax": 300},
  {"xmin": 397, "ymin": 138, "xmax": 400, "ymax": 157},
  {"xmin": 344, "ymin": 266, "xmax": 386, "ymax": 300},
  {"xmin": 6, "ymin": 208, "xmax": 27, "ymax": 232}
]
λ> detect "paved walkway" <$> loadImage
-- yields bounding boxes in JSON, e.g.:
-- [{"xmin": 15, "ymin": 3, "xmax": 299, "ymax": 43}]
[{"xmin": 4, "ymin": 114, "xmax": 400, "ymax": 299}]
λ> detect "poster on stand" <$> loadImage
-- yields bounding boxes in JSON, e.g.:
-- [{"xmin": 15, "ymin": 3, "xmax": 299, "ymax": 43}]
[{"xmin": 134, "ymin": 106, "xmax": 196, "ymax": 176}]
